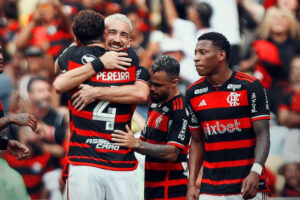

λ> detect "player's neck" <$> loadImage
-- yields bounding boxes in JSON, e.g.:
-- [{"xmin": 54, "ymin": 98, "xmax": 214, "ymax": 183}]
[
  {"xmin": 163, "ymin": 88, "xmax": 180, "ymax": 105},
  {"xmin": 207, "ymin": 67, "xmax": 233, "ymax": 87}
]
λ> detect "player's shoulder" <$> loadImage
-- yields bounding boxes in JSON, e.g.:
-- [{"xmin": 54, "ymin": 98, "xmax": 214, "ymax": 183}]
[
  {"xmin": 169, "ymin": 94, "xmax": 186, "ymax": 112},
  {"xmin": 186, "ymin": 77, "xmax": 206, "ymax": 97},
  {"xmin": 234, "ymin": 71, "xmax": 257, "ymax": 84}
]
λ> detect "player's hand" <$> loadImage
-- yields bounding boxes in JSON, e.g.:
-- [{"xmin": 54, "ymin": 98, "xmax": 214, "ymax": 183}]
[
  {"xmin": 71, "ymin": 84, "xmax": 97, "ymax": 111},
  {"xmin": 7, "ymin": 140, "xmax": 29, "ymax": 160},
  {"xmin": 10, "ymin": 113, "xmax": 38, "ymax": 131},
  {"xmin": 241, "ymin": 171, "xmax": 260, "ymax": 199},
  {"xmin": 100, "ymin": 51, "xmax": 131, "ymax": 71},
  {"xmin": 112, "ymin": 125, "xmax": 138, "ymax": 149},
  {"xmin": 186, "ymin": 184, "xmax": 199, "ymax": 200}
]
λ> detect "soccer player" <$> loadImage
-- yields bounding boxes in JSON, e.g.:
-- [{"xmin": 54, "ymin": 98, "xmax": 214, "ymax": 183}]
[
  {"xmin": 112, "ymin": 55, "xmax": 190, "ymax": 200},
  {"xmin": 186, "ymin": 32, "xmax": 270, "ymax": 200},
  {"xmin": 0, "ymin": 45, "xmax": 37, "ymax": 159},
  {"xmin": 53, "ymin": 11, "xmax": 149, "ymax": 200}
]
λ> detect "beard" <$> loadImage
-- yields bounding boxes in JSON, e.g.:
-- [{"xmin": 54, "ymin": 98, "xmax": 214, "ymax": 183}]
[{"xmin": 150, "ymin": 91, "xmax": 168, "ymax": 103}]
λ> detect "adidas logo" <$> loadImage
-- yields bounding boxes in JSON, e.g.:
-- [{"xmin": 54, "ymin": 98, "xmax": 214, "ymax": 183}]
[{"xmin": 198, "ymin": 99, "xmax": 207, "ymax": 107}]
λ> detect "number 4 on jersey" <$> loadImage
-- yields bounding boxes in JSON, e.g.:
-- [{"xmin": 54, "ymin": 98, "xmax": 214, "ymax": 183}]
[{"xmin": 93, "ymin": 100, "xmax": 116, "ymax": 130}]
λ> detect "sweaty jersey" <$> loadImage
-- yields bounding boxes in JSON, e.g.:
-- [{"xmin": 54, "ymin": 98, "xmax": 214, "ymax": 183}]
[
  {"xmin": 57, "ymin": 45, "xmax": 150, "ymax": 171},
  {"xmin": 141, "ymin": 94, "xmax": 190, "ymax": 200},
  {"xmin": 186, "ymin": 71, "xmax": 271, "ymax": 195}
]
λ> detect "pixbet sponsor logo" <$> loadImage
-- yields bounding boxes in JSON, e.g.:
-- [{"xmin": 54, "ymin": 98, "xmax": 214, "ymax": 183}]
[{"xmin": 203, "ymin": 119, "xmax": 242, "ymax": 138}]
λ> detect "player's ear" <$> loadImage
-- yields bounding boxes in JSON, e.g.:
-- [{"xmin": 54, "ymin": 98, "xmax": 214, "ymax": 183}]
[
  {"xmin": 172, "ymin": 78, "xmax": 179, "ymax": 87},
  {"xmin": 218, "ymin": 50, "xmax": 226, "ymax": 62}
]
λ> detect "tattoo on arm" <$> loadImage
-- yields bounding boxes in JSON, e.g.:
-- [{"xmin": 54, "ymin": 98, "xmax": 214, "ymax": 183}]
[
  {"xmin": 252, "ymin": 120, "xmax": 270, "ymax": 165},
  {"xmin": 135, "ymin": 141, "xmax": 180, "ymax": 161}
]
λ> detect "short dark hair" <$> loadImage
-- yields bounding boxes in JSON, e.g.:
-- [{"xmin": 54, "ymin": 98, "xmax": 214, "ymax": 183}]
[
  {"xmin": 72, "ymin": 10, "xmax": 105, "ymax": 44},
  {"xmin": 27, "ymin": 76, "xmax": 49, "ymax": 92},
  {"xmin": 151, "ymin": 55, "xmax": 180, "ymax": 80},
  {"xmin": 198, "ymin": 32, "xmax": 231, "ymax": 63}
]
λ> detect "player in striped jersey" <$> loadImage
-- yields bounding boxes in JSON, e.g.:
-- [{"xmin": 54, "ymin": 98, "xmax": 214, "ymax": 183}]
[
  {"xmin": 186, "ymin": 32, "xmax": 271, "ymax": 200},
  {"xmin": 112, "ymin": 55, "xmax": 190, "ymax": 200},
  {"xmin": 53, "ymin": 11, "xmax": 149, "ymax": 200},
  {"xmin": 0, "ymin": 44, "xmax": 37, "ymax": 159}
]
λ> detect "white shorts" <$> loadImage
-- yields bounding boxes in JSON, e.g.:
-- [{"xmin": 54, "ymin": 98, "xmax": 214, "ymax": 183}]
[
  {"xmin": 199, "ymin": 192, "xmax": 268, "ymax": 200},
  {"xmin": 67, "ymin": 164, "xmax": 139, "ymax": 200}
]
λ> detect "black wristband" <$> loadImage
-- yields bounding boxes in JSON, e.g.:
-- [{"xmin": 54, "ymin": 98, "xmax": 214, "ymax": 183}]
[
  {"xmin": 91, "ymin": 58, "xmax": 104, "ymax": 73},
  {"xmin": 0, "ymin": 138, "xmax": 9, "ymax": 150}
]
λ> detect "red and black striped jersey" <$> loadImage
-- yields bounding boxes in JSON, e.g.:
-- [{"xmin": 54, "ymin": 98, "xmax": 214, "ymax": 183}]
[
  {"xmin": 140, "ymin": 94, "xmax": 190, "ymax": 200},
  {"xmin": 57, "ymin": 45, "xmax": 150, "ymax": 171},
  {"xmin": 185, "ymin": 71, "xmax": 271, "ymax": 195},
  {"xmin": 5, "ymin": 151, "xmax": 54, "ymax": 199}
]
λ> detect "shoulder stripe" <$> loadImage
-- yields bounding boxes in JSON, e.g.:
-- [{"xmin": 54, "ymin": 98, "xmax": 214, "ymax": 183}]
[
  {"xmin": 235, "ymin": 75, "xmax": 255, "ymax": 83},
  {"xmin": 187, "ymin": 77, "xmax": 205, "ymax": 90},
  {"xmin": 179, "ymin": 97, "xmax": 183, "ymax": 109},
  {"xmin": 236, "ymin": 71, "xmax": 256, "ymax": 80}
]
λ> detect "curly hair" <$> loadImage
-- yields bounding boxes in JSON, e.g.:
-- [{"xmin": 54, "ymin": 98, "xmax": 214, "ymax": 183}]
[{"xmin": 72, "ymin": 10, "xmax": 105, "ymax": 44}]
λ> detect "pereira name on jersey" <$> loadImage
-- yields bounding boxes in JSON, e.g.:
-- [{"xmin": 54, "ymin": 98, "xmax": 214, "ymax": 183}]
[
  {"xmin": 57, "ymin": 45, "xmax": 150, "ymax": 171},
  {"xmin": 186, "ymin": 71, "xmax": 271, "ymax": 195},
  {"xmin": 141, "ymin": 95, "xmax": 190, "ymax": 200}
]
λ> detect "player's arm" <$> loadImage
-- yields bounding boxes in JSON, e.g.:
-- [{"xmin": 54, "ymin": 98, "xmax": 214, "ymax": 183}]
[
  {"xmin": 72, "ymin": 81, "xmax": 149, "ymax": 110},
  {"xmin": 241, "ymin": 119, "xmax": 270, "ymax": 199},
  {"xmin": 187, "ymin": 129, "xmax": 204, "ymax": 200},
  {"xmin": 71, "ymin": 66, "xmax": 150, "ymax": 110},
  {"xmin": 242, "ymin": 79, "xmax": 271, "ymax": 199},
  {"xmin": 0, "ymin": 139, "xmax": 29, "ymax": 160},
  {"xmin": 0, "ymin": 113, "xmax": 37, "ymax": 131},
  {"xmin": 112, "ymin": 125, "xmax": 180, "ymax": 161},
  {"xmin": 53, "ymin": 51, "xmax": 132, "ymax": 93}
]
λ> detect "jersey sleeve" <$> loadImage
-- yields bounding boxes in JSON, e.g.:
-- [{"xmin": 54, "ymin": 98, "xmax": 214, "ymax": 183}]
[
  {"xmin": 185, "ymin": 89, "xmax": 201, "ymax": 132},
  {"xmin": 140, "ymin": 118, "xmax": 149, "ymax": 141},
  {"xmin": 247, "ymin": 79, "xmax": 270, "ymax": 122},
  {"xmin": 167, "ymin": 107, "xmax": 190, "ymax": 150},
  {"xmin": 136, "ymin": 66, "xmax": 150, "ymax": 86},
  {"xmin": 56, "ymin": 44, "xmax": 75, "ymax": 74}
]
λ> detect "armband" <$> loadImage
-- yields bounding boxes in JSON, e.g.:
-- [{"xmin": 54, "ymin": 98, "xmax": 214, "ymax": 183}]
[
  {"xmin": 251, "ymin": 163, "xmax": 263, "ymax": 175},
  {"xmin": 0, "ymin": 138, "xmax": 9, "ymax": 150},
  {"xmin": 91, "ymin": 58, "xmax": 104, "ymax": 73}
]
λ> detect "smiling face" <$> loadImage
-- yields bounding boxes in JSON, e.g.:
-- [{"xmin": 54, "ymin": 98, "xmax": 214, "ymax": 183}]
[
  {"xmin": 104, "ymin": 19, "xmax": 131, "ymax": 52},
  {"xmin": 0, "ymin": 45, "xmax": 3, "ymax": 74},
  {"xmin": 194, "ymin": 40, "xmax": 223, "ymax": 77}
]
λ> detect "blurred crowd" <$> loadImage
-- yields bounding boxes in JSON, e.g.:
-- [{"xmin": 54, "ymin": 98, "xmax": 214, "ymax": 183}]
[{"xmin": 0, "ymin": 0, "xmax": 300, "ymax": 199}]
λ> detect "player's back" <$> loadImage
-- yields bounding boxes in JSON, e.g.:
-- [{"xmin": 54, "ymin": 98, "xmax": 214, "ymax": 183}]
[{"xmin": 57, "ymin": 45, "xmax": 139, "ymax": 170}]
